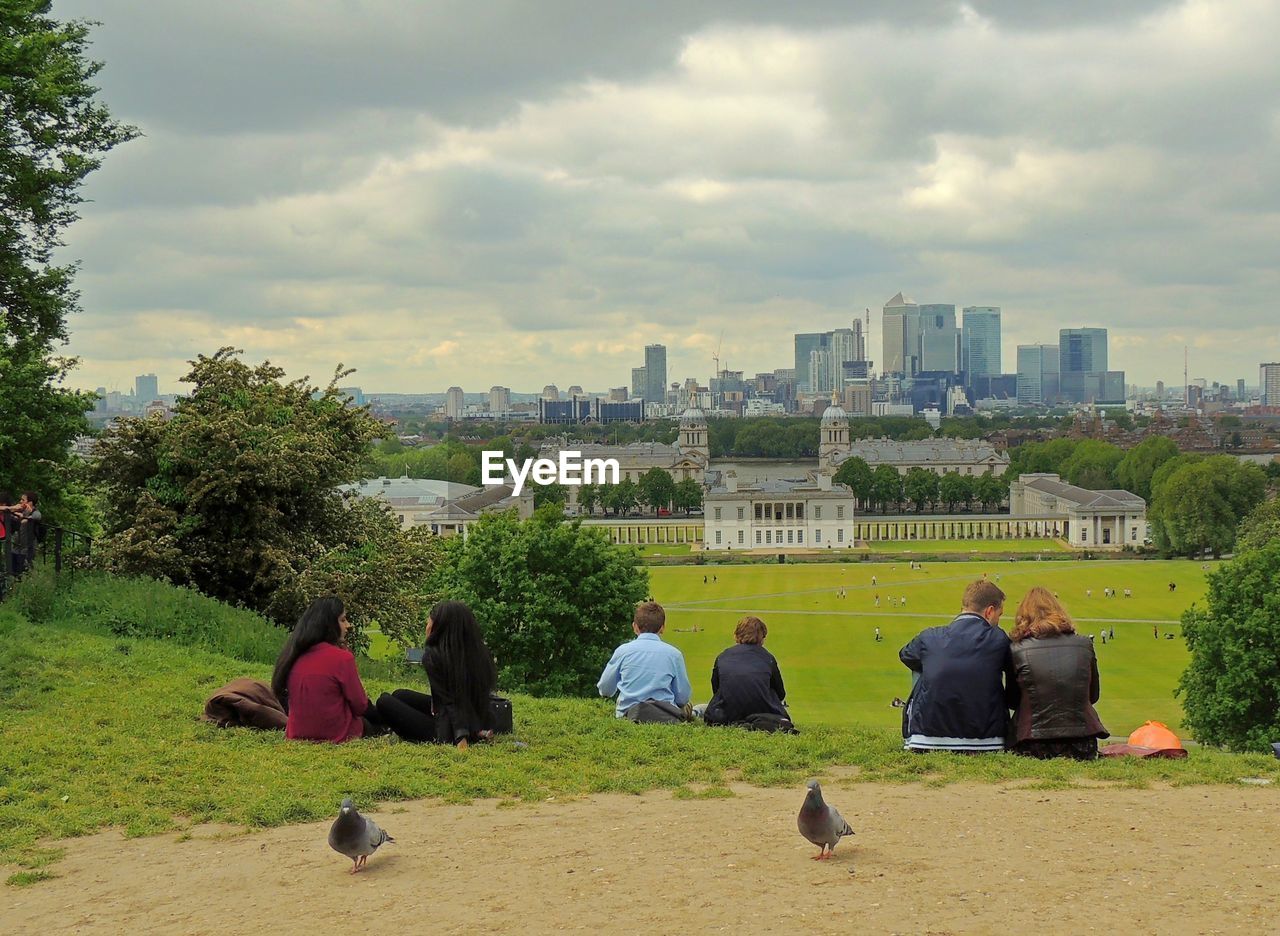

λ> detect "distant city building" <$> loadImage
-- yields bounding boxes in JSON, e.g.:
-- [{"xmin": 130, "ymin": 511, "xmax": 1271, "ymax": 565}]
[
  {"xmin": 795, "ymin": 321, "xmax": 868, "ymax": 393},
  {"xmin": 445, "ymin": 386, "xmax": 465, "ymax": 419},
  {"xmin": 488, "ymin": 386, "xmax": 511, "ymax": 417},
  {"xmin": 829, "ymin": 437, "xmax": 1009, "ymax": 478},
  {"xmin": 1059, "ymin": 328, "xmax": 1109, "ymax": 403},
  {"xmin": 1155, "ymin": 380, "xmax": 1165, "ymax": 399},
  {"xmin": 337, "ymin": 386, "xmax": 365, "ymax": 406},
  {"xmin": 961, "ymin": 307, "xmax": 1001, "ymax": 385},
  {"xmin": 567, "ymin": 385, "xmax": 584, "ymax": 398},
  {"xmin": 917, "ymin": 304, "xmax": 960, "ymax": 373},
  {"xmin": 644, "ymin": 344, "xmax": 667, "ymax": 404},
  {"xmin": 1261, "ymin": 363, "xmax": 1280, "ymax": 406},
  {"xmin": 608, "ymin": 387, "xmax": 629, "ymax": 402},
  {"xmin": 1010, "ymin": 473, "xmax": 1147, "ymax": 550},
  {"xmin": 1237, "ymin": 378, "xmax": 1247, "ymax": 402},
  {"xmin": 538, "ymin": 398, "xmax": 591, "ymax": 423},
  {"xmin": 1017, "ymin": 345, "xmax": 1061, "ymax": 405},
  {"xmin": 541, "ymin": 384, "xmax": 560, "ymax": 401},
  {"xmin": 631, "ymin": 367, "xmax": 647, "ymax": 400},
  {"xmin": 343, "ymin": 476, "xmax": 533, "ymax": 537},
  {"xmin": 135, "ymin": 373, "xmax": 159, "ymax": 404},
  {"xmin": 881, "ymin": 292, "xmax": 919, "ymax": 375}
]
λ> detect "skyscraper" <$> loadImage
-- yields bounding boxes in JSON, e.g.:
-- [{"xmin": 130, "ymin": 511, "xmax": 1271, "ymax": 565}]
[
  {"xmin": 961, "ymin": 307, "xmax": 1001, "ymax": 384},
  {"xmin": 1262, "ymin": 363, "xmax": 1280, "ymax": 406},
  {"xmin": 631, "ymin": 367, "xmax": 647, "ymax": 400},
  {"xmin": 793, "ymin": 332, "xmax": 827, "ymax": 391},
  {"xmin": 1058, "ymin": 328, "xmax": 1108, "ymax": 402},
  {"xmin": 644, "ymin": 344, "xmax": 667, "ymax": 405},
  {"xmin": 488, "ymin": 386, "xmax": 511, "ymax": 416},
  {"xmin": 445, "ymin": 386, "xmax": 465, "ymax": 419},
  {"xmin": 881, "ymin": 293, "xmax": 919, "ymax": 375},
  {"xmin": 135, "ymin": 373, "xmax": 159, "ymax": 403},
  {"xmin": 1016, "ymin": 345, "xmax": 1060, "ymax": 405},
  {"xmin": 917, "ymin": 304, "xmax": 960, "ymax": 373}
]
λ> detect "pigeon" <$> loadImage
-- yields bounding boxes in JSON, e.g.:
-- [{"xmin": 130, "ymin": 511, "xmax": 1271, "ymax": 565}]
[
  {"xmin": 328, "ymin": 798, "xmax": 394, "ymax": 873},
  {"xmin": 797, "ymin": 780, "xmax": 854, "ymax": 861}
]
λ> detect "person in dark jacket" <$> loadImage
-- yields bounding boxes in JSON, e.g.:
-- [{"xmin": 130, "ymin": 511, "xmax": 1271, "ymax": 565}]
[
  {"xmin": 899, "ymin": 580, "xmax": 1015, "ymax": 753},
  {"xmin": 703, "ymin": 616, "xmax": 789, "ymax": 727},
  {"xmin": 1008, "ymin": 587, "xmax": 1107, "ymax": 760},
  {"xmin": 376, "ymin": 600, "xmax": 497, "ymax": 748}
]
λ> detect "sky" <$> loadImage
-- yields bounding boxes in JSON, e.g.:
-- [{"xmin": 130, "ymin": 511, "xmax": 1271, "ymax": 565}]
[{"xmin": 54, "ymin": 0, "xmax": 1280, "ymax": 395}]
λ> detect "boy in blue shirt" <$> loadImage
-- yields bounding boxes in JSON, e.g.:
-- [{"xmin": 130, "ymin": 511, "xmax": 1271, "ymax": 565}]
[{"xmin": 598, "ymin": 601, "xmax": 692, "ymax": 721}]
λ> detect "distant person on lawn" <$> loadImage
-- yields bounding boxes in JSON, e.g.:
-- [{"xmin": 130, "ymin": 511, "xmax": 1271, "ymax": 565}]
[
  {"xmin": 598, "ymin": 601, "xmax": 692, "ymax": 723},
  {"xmin": 703, "ymin": 616, "xmax": 789, "ymax": 728},
  {"xmin": 899, "ymin": 580, "xmax": 1015, "ymax": 753},
  {"xmin": 273, "ymin": 597, "xmax": 382, "ymax": 743},
  {"xmin": 375, "ymin": 600, "xmax": 498, "ymax": 748},
  {"xmin": 1007, "ymin": 587, "xmax": 1107, "ymax": 761}
]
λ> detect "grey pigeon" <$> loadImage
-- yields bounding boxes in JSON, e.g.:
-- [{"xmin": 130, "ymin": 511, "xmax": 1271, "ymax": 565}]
[
  {"xmin": 797, "ymin": 780, "xmax": 854, "ymax": 860},
  {"xmin": 328, "ymin": 798, "xmax": 394, "ymax": 873}
]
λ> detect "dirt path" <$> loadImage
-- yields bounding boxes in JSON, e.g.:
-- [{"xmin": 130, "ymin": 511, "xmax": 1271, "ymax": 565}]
[{"xmin": 7, "ymin": 783, "xmax": 1278, "ymax": 935}]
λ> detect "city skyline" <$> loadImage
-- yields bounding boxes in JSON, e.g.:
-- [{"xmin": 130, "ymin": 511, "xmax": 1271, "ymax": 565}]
[{"xmin": 53, "ymin": 1, "xmax": 1280, "ymax": 393}]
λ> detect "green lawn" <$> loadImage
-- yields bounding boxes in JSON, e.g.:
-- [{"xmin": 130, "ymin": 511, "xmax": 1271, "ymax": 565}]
[
  {"xmin": 636, "ymin": 544, "xmax": 692, "ymax": 556},
  {"xmin": 655, "ymin": 560, "xmax": 1212, "ymax": 735}
]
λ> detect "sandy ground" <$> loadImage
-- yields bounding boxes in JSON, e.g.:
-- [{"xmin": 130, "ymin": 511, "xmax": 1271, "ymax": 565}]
[{"xmin": 7, "ymin": 782, "xmax": 1279, "ymax": 935}]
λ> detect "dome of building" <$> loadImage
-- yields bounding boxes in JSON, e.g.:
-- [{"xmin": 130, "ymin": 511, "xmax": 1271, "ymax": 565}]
[
  {"xmin": 680, "ymin": 405, "xmax": 707, "ymax": 427},
  {"xmin": 821, "ymin": 401, "xmax": 848, "ymax": 424}
]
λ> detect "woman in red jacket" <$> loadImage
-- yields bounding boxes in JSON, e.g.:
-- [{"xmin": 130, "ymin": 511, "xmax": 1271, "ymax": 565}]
[{"xmin": 272, "ymin": 597, "xmax": 379, "ymax": 742}]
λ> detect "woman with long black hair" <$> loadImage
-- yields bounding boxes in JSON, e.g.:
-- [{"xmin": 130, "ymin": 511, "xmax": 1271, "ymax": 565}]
[
  {"xmin": 376, "ymin": 600, "xmax": 497, "ymax": 747},
  {"xmin": 273, "ymin": 596, "xmax": 379, "ymax": 742}
]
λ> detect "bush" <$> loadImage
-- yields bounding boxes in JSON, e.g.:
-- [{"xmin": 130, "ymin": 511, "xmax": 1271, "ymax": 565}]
[
  {"xmin": 1178, "ymin": 544, "xmax": 1280, "ymax": 751},
  {"xmin": 11, "ymin": 567, "xmax": 283, "ymax": 665},
  {"xmin": 438, "ymin": 506, "xmax": 649, "ymax": 696}
]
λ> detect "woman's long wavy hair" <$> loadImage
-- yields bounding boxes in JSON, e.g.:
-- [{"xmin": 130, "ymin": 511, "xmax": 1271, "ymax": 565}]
[
  {"xmin": 425, "ymin": 600, "xmax": 496, "ymax": 715},
  {"xmin": 1009, "ymin": 586, "xmax": 1076, "ymax": 642},
  {"xmin": 271, "ymin": 596, "xmax": 345, "ymax": 708}
]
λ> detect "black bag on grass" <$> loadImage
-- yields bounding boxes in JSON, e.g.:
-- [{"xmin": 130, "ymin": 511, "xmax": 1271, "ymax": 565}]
[{"xmin": 489, "ymin": 695, "xmax": 514, "ymax": 734}]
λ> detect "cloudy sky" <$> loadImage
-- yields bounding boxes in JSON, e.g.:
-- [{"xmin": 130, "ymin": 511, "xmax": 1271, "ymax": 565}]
[{"xmin": 56, "ymin": 0, "xmax": 1280, "ymax": 395}]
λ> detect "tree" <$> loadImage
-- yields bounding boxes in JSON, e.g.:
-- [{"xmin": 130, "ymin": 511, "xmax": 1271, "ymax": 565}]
[
  {"xmin": 578, "ymin": 482, "xmax": 599, "ymax": 516},
  {"xmin": 1113, "ymin": 436, "xmax": 1179, "ymax": 501},
  {"xmin": 673, "ymin": 477, "xmax": 703, "ymax": 515},
  {"xmin": 1148, "ymin": 456, "xmax": 1267, "ymax": 557},
  {"xmin": 1, "ymin": 4, "xmax": 137, "ymax": 525},
  {"xmin": 974, "ymin": 472, "xmax": 1009, "ymax": 511},
  {"xmin": 533, "ymin": 480, "xmax": 566, "ymax": 509},
  {"xmin": 938, "ymin": 472, "xmax": 971, "ymax": 512},
  {"xmin": 440, "ymin": 507, "xmax": 650, "ymax": 696},
  {"xmin": 1177, "ymin": 543, "xmax": 1280, "ymax": 751},
  {"xmin": 871, "ymin": 465, "xmax": 902, "ymax": 513},
  {"xmin": 1235, "ymin": 496, "xmax": 1280, "ymax": 554},
  {"xmin": 607, "ymin": 477, "xmax": 638, "ymax": 516},
  {"xmin": 1008, "ymin": 438, "xmax": 1078, "ymax": 478},
  {"xmin": 91, "ymin": 349, "xmax": 439, "ymax": 634},
  {"xmin": 904, "ymin": 467, "xmax": 939, "ymax": 512},
  {"xmin": 637, "ymin": 468, "xmax": 676, "ymax": 513},
  {"xmin": 833, "ymin": 456, "xmax": 873, "ymax": 509},
  {"xmin": 1059, "ymin": 439, "xmax": 1123, "ymax": 489}
]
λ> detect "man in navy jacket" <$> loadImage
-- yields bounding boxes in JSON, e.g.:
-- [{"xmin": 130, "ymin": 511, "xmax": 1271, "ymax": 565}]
[{"xmin": 899, "ymin": 580, "xmax": 1016, "ymax": 753}]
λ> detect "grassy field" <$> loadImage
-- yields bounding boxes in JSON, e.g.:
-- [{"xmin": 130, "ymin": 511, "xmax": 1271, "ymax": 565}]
[
  {"xmin": 863, "ymin": 537, "xmax": 1069, "ymax": 554},
  {"xmin": 655, "ymin": 559, "xmax": 1212, "ymax": 735}
]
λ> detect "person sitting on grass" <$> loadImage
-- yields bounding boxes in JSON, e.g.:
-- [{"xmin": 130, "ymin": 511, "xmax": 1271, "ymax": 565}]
[
  {"xmin": 375, "ymin": 600, "xmax": 497, "ymax": 748},
  {"xmin": 703, "ymin": 616, "xmax": 789, "ymax": 728},
  {"xmin": 273, "ymin": 597, "xmax": 382, "ymax": 743},
  {"xmin": 1008, "ymin": 587, "xmax": 1106, "ymax": 760},
  {"xmin": 597, "ymin": 601, "xmax": 692, "ymax": 723},
  {"xmin": 899, "ymin": 580, "xmax": 1015, "ymax": 754}
]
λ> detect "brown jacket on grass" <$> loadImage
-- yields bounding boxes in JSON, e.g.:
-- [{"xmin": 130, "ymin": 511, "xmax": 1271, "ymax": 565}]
[{"xmin": 203, "ymin": 678, "xmax": 287, "ymax": 730}]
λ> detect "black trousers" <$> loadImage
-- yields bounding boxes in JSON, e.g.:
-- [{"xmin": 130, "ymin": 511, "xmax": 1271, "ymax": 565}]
[{"xmin": 375, "ymin": 689, "xmax": 442, "ymax": 743}]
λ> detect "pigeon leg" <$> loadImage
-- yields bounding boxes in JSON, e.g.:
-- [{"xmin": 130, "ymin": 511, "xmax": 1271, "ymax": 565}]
[{"xmin": 350, "ymin": 858, "xmax": 360, "ymax": 874}]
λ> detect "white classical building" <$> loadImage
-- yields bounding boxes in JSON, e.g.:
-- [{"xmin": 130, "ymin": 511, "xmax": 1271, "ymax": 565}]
[
  {"xmin": 342, "ymin": 476, "xmax": 534, "ymax": 537},
  {"xmin": 702, "ymin": 472, "xmax": 860, "ymax": 551},
  {"xmin": 1009, "ymin": 473, "xmax": 1147, "ymax": 550},
  {"xmin": 828, "ymin": 437, "xmax": 1009, "ymax": 476}
]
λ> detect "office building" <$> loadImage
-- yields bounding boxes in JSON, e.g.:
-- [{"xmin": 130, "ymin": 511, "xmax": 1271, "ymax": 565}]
[
  {"xmin": 1017, "ymin": 345, "xmax": 1060, "ymax": 405},
  {"xmin": 961, "ymin": 307, "xmax": 1001, "ymax": 384},
  {"xmin": 644, "ymin": 344, "xmax": 667, "ymax": 404},
  {"xmin": 541, "ymin": 385, "xmax": 560, "ymax": 401},
  {"xmin": 1237, "ymin": 378, "xmax": 1247, "ymax": 402},
  {"xmin": 1059, "ymin": 328, "xmax": 1108, "ymax": 403},
  {"xmin": 631, "ymin": 367, "xmax": 647, "ymax": 400},
  {"xmin": 1262, "ymin": 363, "xmax": 1280, "ymax": 406},
  {"xmin": 1155, "ymin": 380, "xmax": 1165, "ymax": 400},
  {"xmin": 881, "ymin": 293, "xmax": 919, "ymax": 375},
  {"xmin": 917, "ymin": 304, "xmax": 960, "ymax": 373},
  {"xmin": 793, "ymin": 332, "xmax": 827, "ymax": 392},
  {"xmin": 135, "ymin": 373, "xmax": 159, "ymax": 403},
  {"xmin": 445, "ymin": 386, "xmax": 465, "ymax": 419}
]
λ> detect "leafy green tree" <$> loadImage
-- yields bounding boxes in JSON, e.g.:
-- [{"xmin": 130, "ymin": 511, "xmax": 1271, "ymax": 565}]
[
  {"xmin": 904, "ymin": 467, "xmax": 939, "ymax": 512},
  {"xmin": 1113, "ymin": 436, "xmax": 1179, "ymax": 501},
  {"xmin": 974, "ymin": 472, "xmax": 1009, "ymax": 511},
  {"xmin": 1150, "ymin": 453, "xmax": 1203, "ymax": 501},
  {"xmin": 1235, "ymin": 496, "xmax": 1280, "ymax": 554},
  {"xmin": 609, "ymin": 477, "xmax": 638, "ymax": 515},
  {"xmin": 533, "ymin": 480, "xmax": 566, "ymax": 509},
  {"xmin": 1008, "ymin": 438, "xmax": 1078, "ymax": 478},
  {"xmin": 439, "ymin": 507, "xmax": 649, "ymax": 695},
  {"xmin": 1149, "ymin": 456, "xmax": 1267, "ymax": 557},
  {"xmin": 673, "ymin": 477, "xmax": 703, "ymax": 515},
  {"xmin": 578, "ymin": 482, "xmax": 600, "ymax": 516},
  {"xmin": 1059, "ymin": 439, "xmax": 1123, "ymax": 489},
  {"xmin": 91, "ymin": 349, "xmax": 439, "ymax": 632},
  {"xmin": 1, "ymin": 4, "xmax": 136, "ymax": 525},
  {"xmin": 638, "ymin": 468, "xmax": 676, "ymax": 513},
  {"xmin": 1265, "ymin": 461, "xmax": 1280, "ymax": 482},
  {"xmin": 833, "ymin": 456, "xmax": 873, "ymax": 508},
  {"xmin": 871, "ymin": 465, "xmax": 902, "ymax": 513},
  {"xmin": 1178, "ymin": 543, "xmax": 1280, "ymax": 751},
  {"xmin": 939, "ymin": 472, "xmax": 971, "ymax": 512}
]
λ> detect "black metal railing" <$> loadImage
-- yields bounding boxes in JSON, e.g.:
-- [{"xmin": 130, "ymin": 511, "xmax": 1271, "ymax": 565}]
[{"xmin": 1, "ymin": 524, "xmax": 93, "ymax": 595}]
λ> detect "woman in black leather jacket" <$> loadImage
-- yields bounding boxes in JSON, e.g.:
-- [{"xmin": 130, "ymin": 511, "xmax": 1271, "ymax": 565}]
[{"xmin": 1008, "ymin": 587, "xmax": 1108, "ymax": 760}]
